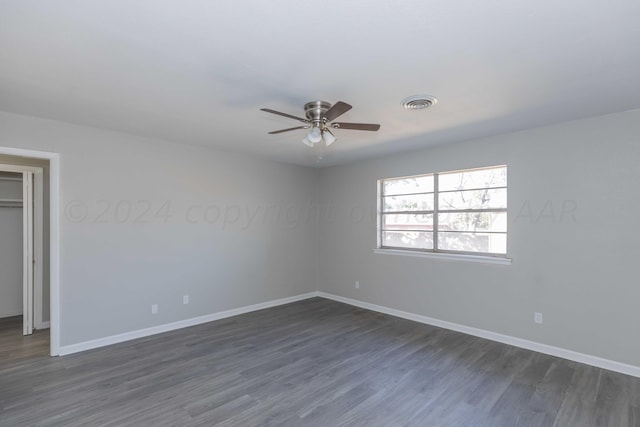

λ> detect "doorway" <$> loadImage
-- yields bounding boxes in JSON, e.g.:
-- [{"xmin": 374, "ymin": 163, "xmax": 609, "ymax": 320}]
[
  {"xmin": 0, "ymin": 147, "xmax": 59, "ymax": 357},
  {"xmin": 0, "ymin": 162, "xmax": 47, "ymax": 360}
]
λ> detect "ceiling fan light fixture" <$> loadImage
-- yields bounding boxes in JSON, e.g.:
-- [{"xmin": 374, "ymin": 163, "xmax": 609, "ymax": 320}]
[
  {"xmin": 307, "ymin": 126, "xmax": 322, "ymax": 143},
  {"xmin": 301, "ymin": 135, "xmax": 314, "ymax": 147},
  {"xmin": 322, "ymin": 129, "xmax": 337, "ymax": 146}
]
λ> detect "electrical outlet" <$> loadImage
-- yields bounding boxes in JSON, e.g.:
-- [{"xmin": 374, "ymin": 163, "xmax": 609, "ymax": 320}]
[
  {"xmin": 151, "ymin": 304, "xmax": 158, "ymax": 314},
  {"xmin": 183, "ymin": 294, "xmax": 189, "ymax": 305},
  {"xmin": 534, "ymin": 312, "xmax": 543, "ymax": 324},
  {"xmin": 355, "ymin": 281, "xmax": 360, "ymax": 289}
]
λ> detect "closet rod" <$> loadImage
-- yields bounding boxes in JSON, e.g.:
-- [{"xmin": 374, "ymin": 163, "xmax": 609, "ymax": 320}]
[
  {"xmin": 0, "ymin": 198, "xmax": 23, "ymax": 208},
  {"xmin": 0, "ymin": 176, "xmax": 22, "ymax": 182}
]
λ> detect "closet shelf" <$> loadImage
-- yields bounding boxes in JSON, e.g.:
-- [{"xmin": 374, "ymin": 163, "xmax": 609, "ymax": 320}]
[{"xmin": 0, "ymin": 198, "xmax": 23, "ymax": 208}]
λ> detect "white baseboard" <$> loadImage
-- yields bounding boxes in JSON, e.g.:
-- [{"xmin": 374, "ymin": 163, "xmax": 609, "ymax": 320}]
[
  {"xmin": 36, "ymin": 321, "xmax": 50, "ymax": 330},
  {"xmin": 58, "ymin": 292, "xmax": 319, "ymax": 356},
  {"xmin": 316, "ymin": 292, "xmax": 640, "ymax": 378},
  {"xmin": 0, "ymin": 309, "xmax": 23, "ymax": 319},
  {"xmin": 56, "ymin": 290, "xmax": 640, "ymax": 378},
  {"xmin": 0, "ymin": 314, "xmax": 49, "ymax": 328}
]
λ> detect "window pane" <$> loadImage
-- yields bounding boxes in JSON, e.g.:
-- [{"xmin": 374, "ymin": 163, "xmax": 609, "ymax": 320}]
[
  {"xmin": 383, "ymin": 175, "xmax": 434, "ymax": 195},
  {"xmin": 438, "ymin": 232, "xmax": 506, "ymax": 254},
  {"xmin": 383, "ymin": 214, "xmax": 433, "ymax": 231},
  {"xmin": 383, "ymin": 231, "xmax": 433, "ymax": 249},
  {"xmin": 439, "ymin": 166, "xmax": 506, "ymax": 191},
  {"xmin": 438, "ymin": 212, "xmax": 507, "ymax": 232},
  {"xmin": 383, "ymin": 194, "xmax": 434, "ymax": 212},
  {"xmin": 438, "ymin": 188, "xmax": 506, "ymax": 210}
]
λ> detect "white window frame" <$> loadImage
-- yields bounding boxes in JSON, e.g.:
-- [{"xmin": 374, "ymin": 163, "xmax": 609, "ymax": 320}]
[{"xmin": 375, "ymin": 165, "xmax": 511, "ymax": 265}]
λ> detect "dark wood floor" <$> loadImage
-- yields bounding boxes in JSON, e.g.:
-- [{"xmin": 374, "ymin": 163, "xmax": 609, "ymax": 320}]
[
  {"xmin": 1, "ymin": 298, "xmax": 639, "ymax": 426},
  {"xmin": 0, "ymin": 315, "xmax": 49, "ymax": 367}
]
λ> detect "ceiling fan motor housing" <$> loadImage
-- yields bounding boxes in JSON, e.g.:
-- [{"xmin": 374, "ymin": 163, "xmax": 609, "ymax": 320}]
[{"xmin": 304, "ymin": 101, "xmax": 331, "ymax": 125}]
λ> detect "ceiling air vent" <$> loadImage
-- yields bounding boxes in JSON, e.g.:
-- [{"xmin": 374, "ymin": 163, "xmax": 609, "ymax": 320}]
[{"xmin": 401, "ymin": 95, "xmax": 438, "ymax": 110}]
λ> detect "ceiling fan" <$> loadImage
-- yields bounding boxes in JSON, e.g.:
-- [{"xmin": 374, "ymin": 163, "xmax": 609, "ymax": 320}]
[{"xmin": 261, "ymin": 101, "xmax": 380, "ymax": 147}]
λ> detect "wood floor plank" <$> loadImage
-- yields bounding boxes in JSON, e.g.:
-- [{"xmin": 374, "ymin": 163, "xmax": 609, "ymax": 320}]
[
  {"xmin": 0, "ymin": 316, "xmax": 49, "ymax": 369},
  {"xmin": 1, "ymin": 298, "xmax": 639, "ymax": 426}
]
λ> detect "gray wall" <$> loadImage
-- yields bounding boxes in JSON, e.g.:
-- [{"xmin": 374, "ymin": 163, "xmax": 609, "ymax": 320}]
[
  {"xmin": 0, "ymin": 175, "xmax": 23, "ymax": 318},
  {"xmin": 0, "ymin": 111, "xmax": 319, "ymax": 347},
  {"xmin": 2, "ymin": 106, "xmax": 640, "ymax": 368},
  {"xmin": 318, "ymin": 109, "xmax": 640, "ymax": 367}
]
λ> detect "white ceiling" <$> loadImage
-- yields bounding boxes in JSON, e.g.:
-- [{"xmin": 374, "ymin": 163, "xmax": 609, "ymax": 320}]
[{"xmin": 1, "ymin": 1, "xmax": 639, "ymax": 167}]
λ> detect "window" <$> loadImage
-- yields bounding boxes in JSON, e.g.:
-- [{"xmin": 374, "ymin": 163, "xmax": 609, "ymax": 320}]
[{"xmin": 378, "ymin": 165, "xmax": 507, "ymax": 257}]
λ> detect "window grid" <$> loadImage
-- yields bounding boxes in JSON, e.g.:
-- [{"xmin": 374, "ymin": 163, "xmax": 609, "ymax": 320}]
[
  {"xmin": 433, "ymin": 172, "xmax": 439, "ymax": 251},
  {"xmin": 379, "ymin": 165, "xmax": 507, "ymax": 257}
]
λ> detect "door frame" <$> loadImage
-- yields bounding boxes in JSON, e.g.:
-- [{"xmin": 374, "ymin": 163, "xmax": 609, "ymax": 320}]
[
  {"xmin": 0, "ymin": 147, "xmax": 60, "ymax": 356},
  {"xmin": 0, "ymin": 164, "xmax": 43, "ymax": 336}
]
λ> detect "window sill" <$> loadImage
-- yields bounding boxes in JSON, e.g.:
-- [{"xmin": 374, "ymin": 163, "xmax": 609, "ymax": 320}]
[{"xmin": 373, "ymin": 248, "xmax": 512, "ymax": 265}]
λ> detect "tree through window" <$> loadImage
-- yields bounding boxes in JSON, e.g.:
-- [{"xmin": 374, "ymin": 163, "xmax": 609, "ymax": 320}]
[{"xmin": 379, "ymin": 165, "xmax": 507, "ymax": 256}]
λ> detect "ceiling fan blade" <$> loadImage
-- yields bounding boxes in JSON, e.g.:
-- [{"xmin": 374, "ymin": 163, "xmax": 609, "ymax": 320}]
[
  {"xmin": 268, "ymin": 126, "xmax": 309, "ymax": 134},
  {"xmin": 332, "ymin": 122, "xmax": 380, "ymax": 131},
  {"xmin": 322, "ymin": 101, "xmax": 352, "ymax": 122},
  {"xmin": 261, "ymin": 108, "xmax": 309, "ymax": 123}
]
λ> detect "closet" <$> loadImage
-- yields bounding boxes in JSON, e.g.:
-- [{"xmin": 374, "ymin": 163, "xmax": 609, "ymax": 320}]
[
  {"xmin": 0, "ymin": 163, "xmax": 43, "ymax": 336},
  {"xmin": 0, "ymin": 172, "xmax": 23, "ymax": 321}
]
